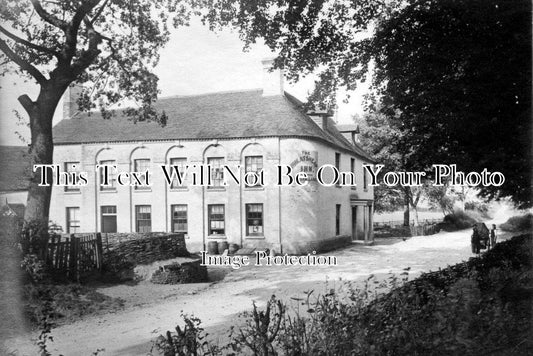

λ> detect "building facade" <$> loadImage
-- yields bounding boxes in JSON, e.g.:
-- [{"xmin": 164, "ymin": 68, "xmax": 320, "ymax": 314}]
[{"xmin": 49, "ymin": 61, "xmax": 375, "ymax": 253}]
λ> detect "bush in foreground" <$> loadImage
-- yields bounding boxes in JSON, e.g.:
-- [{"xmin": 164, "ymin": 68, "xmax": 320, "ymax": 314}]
[{"xmin": 156, "ymin": 234, "xmax": 532, "ymax": 356}]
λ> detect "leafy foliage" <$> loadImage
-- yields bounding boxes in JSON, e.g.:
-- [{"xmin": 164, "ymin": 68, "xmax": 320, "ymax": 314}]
[
  {"xmin": 153, "ymin": 312, "xmax": 221, "ymax": 356},
  {"xmin": 204, "ymin": 0, "xmax": 532, "ymax": 207},
  {"xmin": 368, "ymin": 0, "xmax": 532, "ymax": 207},
  {"xmin": 500, "ymin": 213, "xmax": 533, "ymax": 232},
  {"xmin": 229, "ymin": 296, "xmax": 284, "ymax": 356},
  {"xmin": 0, "ymin": 0, "xmax": 197, "ymax": 121},
  {"xmin": 0, "ymin": 0, "xmax": 199, "ymax": 223}
]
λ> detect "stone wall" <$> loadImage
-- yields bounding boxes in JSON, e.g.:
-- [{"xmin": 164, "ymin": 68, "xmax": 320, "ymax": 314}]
[{"xmin": 103, "ymin": 233, "xmax": 189, "ymax": 267}]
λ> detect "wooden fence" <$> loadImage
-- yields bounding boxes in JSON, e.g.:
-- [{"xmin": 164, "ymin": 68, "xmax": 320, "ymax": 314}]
[
  {"xmin": 373, "ymin": 219, "xmax": 442, "ymax": 238},
  {"xmin": 44, "ymin": 233, "xmax": 103, "ymax": 280},
  {"xmin": 374, "ymin": 218, "xmax": 442, "ymax": 228}
]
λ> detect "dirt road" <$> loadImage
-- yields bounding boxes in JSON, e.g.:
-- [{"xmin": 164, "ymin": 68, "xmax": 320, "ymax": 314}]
[{"xmin": 5, "ymin": 228, "xmax": 482, "ymax": 355}]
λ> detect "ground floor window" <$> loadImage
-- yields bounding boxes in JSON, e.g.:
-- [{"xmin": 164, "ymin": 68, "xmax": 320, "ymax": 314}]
[
  {"xmin": 101, "ymin": 205, "xmax": 117, "ymax": 233},
  {"xmin": 136, "ymin": 205, "xmax": 151, "ymax": 233},
  {"xmin": 171, "ymin": 204, "xmax": 188, "ymax": 233},
  {"xmin": 66, "ymin": 207, "xmax": 80, "ymax": 233},
  {"xmin": 208, "ymin": 204, "xmax": 225, "ymax": 235},
  {"xmin": 246, "ymin": 203, "xmax": 264, "ymax": 236},
  {"xmin": 336, "ymin": 204, "xmax": 341, "ymax": 235}
]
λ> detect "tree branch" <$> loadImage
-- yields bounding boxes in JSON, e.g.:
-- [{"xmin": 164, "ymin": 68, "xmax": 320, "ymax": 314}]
[
  {"xmin": 68, "ymin": 14, "xmax": 102, "ymax": 77},
  {"xmin": 0, "ymin": 37, "xmax": 46, "ymax": 84},
  {"xmin": 90, "ymin": 0, "xmax": 110, "ymax": 25},
  {"xmin": 18, "ymin": 94, "xmax": 36, "ymax": 114},
  {"xmin": 0, "ymin": 25, "xmax": 60, "ymax": 57},
  {"xmin": 29, "ymin": 0, "xmax": 67, "ymax": 30},
  {"xmin": 62, "ymin": 0, "xmax": 100, "ymax": 63}
]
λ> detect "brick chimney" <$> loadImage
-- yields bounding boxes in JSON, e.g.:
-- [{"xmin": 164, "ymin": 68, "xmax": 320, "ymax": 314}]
[
  {"xmin": 261, "ymin": 58, "xmax": 284, "ymax": 96},
  {"xmin": 62, "ymin": 84, "xmax": 83, "ymax": 120},
  {"xmin": 308, "ymin": 111, "xmax": 334, "ymax": 131}
]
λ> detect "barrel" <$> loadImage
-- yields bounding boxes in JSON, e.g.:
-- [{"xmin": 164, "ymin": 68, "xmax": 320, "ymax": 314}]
[
  {"xmin": 228, "ymin": 243, "xmax": 239, "ymax": 254},
  {"xmin": 207, "ymin": 241, "xmax": 218, "ymax": 255},
  {"xmin": 218, "ymin": 241, "xmax": 229, "ymax": 255}
]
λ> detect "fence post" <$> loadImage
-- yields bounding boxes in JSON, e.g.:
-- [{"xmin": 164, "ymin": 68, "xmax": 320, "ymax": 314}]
[
  {"xmin": 68, "ymin": 234, "xmax": 77, "ymax": 280},
  {"xmin": 95, "ymin": 233, "xmax": 103, "ymax": 270}
]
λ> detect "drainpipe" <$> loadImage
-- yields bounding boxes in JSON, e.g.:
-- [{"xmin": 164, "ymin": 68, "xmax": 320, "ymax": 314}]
[
  {"xmin": 278, "ymin": 137, "xmax": 283, "ymax": 254},
  {"xmin": 202, "ymin": 184, "xmax": 206, "ymax": 251},
  {"xmin": 239, "ymin": 159, "xmax": 243, "ymax": 249}
]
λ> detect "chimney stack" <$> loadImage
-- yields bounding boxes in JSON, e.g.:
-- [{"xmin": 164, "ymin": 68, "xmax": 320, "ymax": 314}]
[
  {"xmin": 261, "ymin": 58, "xmax": 284, "ymax": 96},
  {"xmin": 62, "ymin": 84, "xmax": 83, "ymax": 120},
  {"xmin": 308, "ymin": 111, "xmax": 333, "ymax": 131}
]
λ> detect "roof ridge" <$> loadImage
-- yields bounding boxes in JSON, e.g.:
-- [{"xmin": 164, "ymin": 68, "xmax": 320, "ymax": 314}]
[
  {"xmin": 0, "ymin": 145, "xmax": 29, "ymax": 148},
  {"xmin": 158, "ymin": 88, "xmax": 262, "ymax": 100}
]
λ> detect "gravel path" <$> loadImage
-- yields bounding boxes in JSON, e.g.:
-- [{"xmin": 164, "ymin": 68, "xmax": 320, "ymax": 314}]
[{"xmin": 5, "ymin": 227, "xmax": 500, "ymax": 355}]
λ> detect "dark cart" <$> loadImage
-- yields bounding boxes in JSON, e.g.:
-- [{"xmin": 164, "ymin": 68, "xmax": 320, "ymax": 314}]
[{"xmin": 474, "ymin": 222, "xmax": 490, "ymax": 250}]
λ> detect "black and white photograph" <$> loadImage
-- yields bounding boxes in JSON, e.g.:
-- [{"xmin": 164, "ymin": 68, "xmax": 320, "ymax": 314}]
[{"xmin": 0, "ymin": 0, "xmax": 531, "ymax": 355}]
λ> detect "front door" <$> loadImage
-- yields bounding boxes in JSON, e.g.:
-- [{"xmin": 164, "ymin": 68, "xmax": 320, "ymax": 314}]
[
  {"xmin": 102, "ymin": 215, "xmax": 117, "ymax": 233},
  {"xmin": 352, "ymin": 206, "xmax": 358, "ymax": 241}
]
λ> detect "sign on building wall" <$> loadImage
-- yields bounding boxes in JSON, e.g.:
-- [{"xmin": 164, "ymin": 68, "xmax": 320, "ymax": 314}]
[{"xmin": 290, "ymin": 150, "xmax": 318, "ymax": 182}]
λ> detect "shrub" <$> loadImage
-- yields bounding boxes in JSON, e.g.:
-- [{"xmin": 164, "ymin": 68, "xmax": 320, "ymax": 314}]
[
  {"xmin": 20, "ymin": 254, "xmax": 48, "ymax": 283},
  {"xmin": 464, "ymin": 201, "xmax": 490, "ymax": 215},
  {"xmin": 500, "ymin": 213, "xmax": 533, "ymax": 232},
  {"xmin": 441, "ymin": 209, "xmax": 481, "ymax": 231},
  {"xmin": 152, "ymin": 312, "xmax": 221, "ymax": 356}
]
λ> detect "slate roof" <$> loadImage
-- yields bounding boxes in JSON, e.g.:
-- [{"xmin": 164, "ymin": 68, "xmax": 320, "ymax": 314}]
[
  {"xmin": 53, "ymin": 89, "xmax": 374, "ymax": 161},
  {"xmin": 0, "ymin": 146, "xmax": 32, "ymax": 192},
  {"xmin": 336, "ymin": 124, "xmax": 359, "ymax": 133}
]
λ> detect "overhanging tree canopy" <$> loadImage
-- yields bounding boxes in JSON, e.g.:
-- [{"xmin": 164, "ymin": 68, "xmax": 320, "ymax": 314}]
[
  {"xmin": 204, "ymin": 0, "xmax": 532, "ymax": 207},
  {"xmin": 0, "ymin": 0, "xmax": 194, "ymax": 222},
  {"xmin": 369, "ymin": 0, "xmax": 532, "ymax": 207}
]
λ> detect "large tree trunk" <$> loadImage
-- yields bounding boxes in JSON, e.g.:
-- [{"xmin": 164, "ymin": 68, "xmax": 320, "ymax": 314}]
[
  {"xmin": 403, "ymin": 192, "xmax": 410, "ymax": 226},
  {"xmin": 22, "ymin": 85, "xmax": 66, "ymax": 224},
  {"xmin": 24, "ymin": 121, "xmax": 54, "ymax": 223},
  {"xmin": 411, "ymin": 205, "xmax": 419, "ymax": 226}
]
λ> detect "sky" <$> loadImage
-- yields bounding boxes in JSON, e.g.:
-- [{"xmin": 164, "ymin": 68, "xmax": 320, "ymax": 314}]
[{"xmin": 0, "ymin": 20, "xmax": 369, "ymax": 146}]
